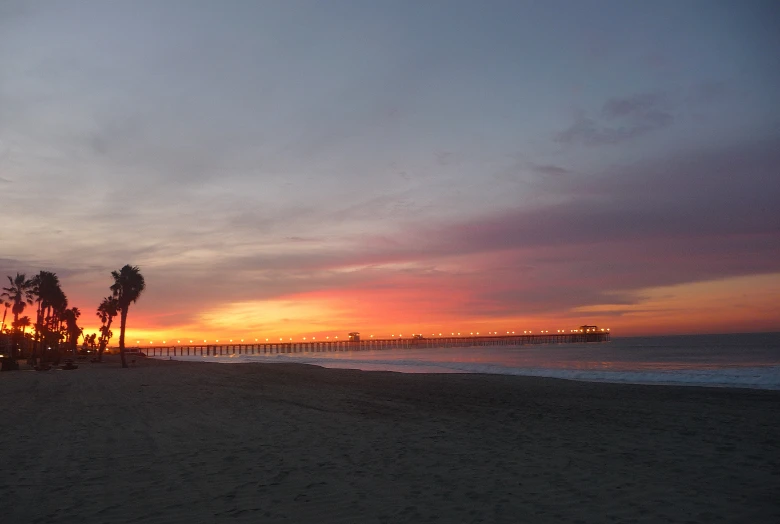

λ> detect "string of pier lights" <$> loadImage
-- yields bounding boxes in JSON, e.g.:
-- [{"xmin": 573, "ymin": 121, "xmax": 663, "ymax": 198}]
[{"xmin": 133, "ymin": 327, "xmax": 611, "ymax": 346}]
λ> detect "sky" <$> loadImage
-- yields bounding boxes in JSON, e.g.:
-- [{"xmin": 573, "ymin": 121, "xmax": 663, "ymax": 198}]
[{"xmin": 1, "ymin": 0, "xmax": 779, "ymax": 342}]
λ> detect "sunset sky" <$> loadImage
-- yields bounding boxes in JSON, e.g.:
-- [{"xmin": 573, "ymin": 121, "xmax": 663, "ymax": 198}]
[{"xmin": 2, "ymin": 0, "xmax": 779, "ymax": 342}]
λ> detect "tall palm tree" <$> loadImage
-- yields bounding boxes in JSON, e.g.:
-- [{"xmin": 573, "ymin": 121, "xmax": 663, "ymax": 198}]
[
  {"xmin": 96, "ymin": 296, "xmax": 119, "ymax": 362},
  {"xmin": 110, "ymin": 265, "xmax": 146, "ymax": 368},
  {"xmin": 29, "ymin": 271, "xmax": 64, "ymax": 363},
  {"xmin": 2, "ymin": 273, "xmax": 34, "ymax": 361}
]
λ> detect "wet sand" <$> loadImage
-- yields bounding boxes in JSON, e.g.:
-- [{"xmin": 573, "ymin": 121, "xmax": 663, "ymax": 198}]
[{"xmin": 1, "ymin": 356, "xmax": 778, "ymax": 523}]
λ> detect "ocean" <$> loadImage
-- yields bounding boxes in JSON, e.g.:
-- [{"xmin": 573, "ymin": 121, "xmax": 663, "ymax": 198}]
[{"xmin": 160, "ymin": 332, "xmax": 780, "ymax": 390}]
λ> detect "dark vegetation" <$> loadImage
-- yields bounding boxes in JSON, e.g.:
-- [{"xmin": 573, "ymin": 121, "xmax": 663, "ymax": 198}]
[{"xmin": 0, "ymin": 265, "xmax": 145, "ymax": 370}]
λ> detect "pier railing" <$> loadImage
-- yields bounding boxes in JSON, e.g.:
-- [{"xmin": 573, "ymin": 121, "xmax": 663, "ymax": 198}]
[{"xmin": 140, "ymin": 332, "xmax": 610, "ymax": 357}]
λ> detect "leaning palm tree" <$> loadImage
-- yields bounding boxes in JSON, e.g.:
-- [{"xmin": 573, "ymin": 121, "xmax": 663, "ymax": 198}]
[
  {"xmin": 95, "ymin": 296, "xmax": 119, "ymax": 362},
  {"xmin": 2, "ymin": 273, "xmax": 34, "ymax": 363},
  {"xmin": 110, "ymin": 265, "xmax": 146, "ymax": 368}
]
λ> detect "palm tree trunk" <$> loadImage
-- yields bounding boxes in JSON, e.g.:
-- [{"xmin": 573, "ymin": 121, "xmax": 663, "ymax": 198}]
[
  {"xmin": 118, "ymin": 307, "xmax": 129, "ymax": 368},
  {"xmin": 1, "ymin": 306, "xmax": 7, "ymax": 333},
  {"xmin": 32, "ymin": 304, "xmax": 42, "ymax": 366},
  {"xmin": 11, "ymin": 311, "xmax": 19, "ymax": 360}
]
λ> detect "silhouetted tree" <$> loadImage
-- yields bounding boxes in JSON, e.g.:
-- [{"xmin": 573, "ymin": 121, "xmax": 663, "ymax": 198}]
[
  {"xmin": 15, "ymin": 316, "xmax": 31, "ymax": 336},
  {"xmin": 30, "ymin": 271, "xmax": 65, "ymax": 364},
  {"xmin": 62, "ymin": 307, "xmax": 82, "ymax": 355},
  {"xmin": 96, "ymin": 297, "xmax": 119, "ymax": 362},
  {"xmin": 110, "ymin": 265, "xmax": 146, "ymax": 368},
  {"xmin": 2, "ymin": 273, "xmax": 34, "ymax": 363},
  {"xmin": 0, "ymin": 300, "xmax": 9, "ymax": 334}
]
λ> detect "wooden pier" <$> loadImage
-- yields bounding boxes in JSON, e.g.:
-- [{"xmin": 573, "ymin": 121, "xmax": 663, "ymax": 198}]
[{"xmin": 141, "ymin": 330, "xmax": 610, "ymax": 358}]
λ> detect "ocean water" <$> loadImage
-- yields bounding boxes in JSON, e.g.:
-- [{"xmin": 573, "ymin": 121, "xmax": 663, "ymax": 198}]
[{"xmin": 161, "ymin": 333, "xmax": 780, "ymax": 390}]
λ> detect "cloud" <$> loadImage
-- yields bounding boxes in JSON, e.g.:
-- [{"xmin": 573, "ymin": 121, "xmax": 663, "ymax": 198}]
[
  {"xmin": 601, "ymin": 92, "xmax": 668, "ymax": 118},
  {"xmin": 556, "ymin": 92, "xmax": 674, "ymax": 146},
  {"xmin": 531, "ymin": 164, "xmax": 570, "ymax": 177}
]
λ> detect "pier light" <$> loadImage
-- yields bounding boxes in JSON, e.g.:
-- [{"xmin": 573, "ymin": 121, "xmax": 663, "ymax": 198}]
[
  {"xmin": 204, "ymin": 340, "xmax": 207, "ymax": 343},
  {"xmin": 313, "ymin": 337, "xmax": 316, "ymax": 340},
  {"xmin": 280, "ymin": 338, "xmax": 283, "ymax": 341},
  {"xmin": 216, "ymin": 339, "xmax": 219, "ymax": 343},
  {"xmin": 136, "ymin": 340, "xmax": 140, "ymax": 344},
  {"xmin": 229, "ymin": 339, "xmax": 232, "ymax": 342},
  {"xmin": 289, "ymin": 338, "xmax": 292, "ymax": 341},
  {"xmin": 392, "ymin": 334, "xmax": 395, "ymax": 337},
  {"xmin": 335, "ymin": 336, "xmax": 338, "ymax": 339},
  {"xmin": 303, "ymin": 337, "xmax": 306, "ymax": 340},
  {"xmin": 241, "ymin": 339, "xmax": 244, "ymax": 342},
  {"xmin": 255, "ymin": 338, "xmax": 258, "ymax": 342},
  {"xmin": 326, "ymin": 337, "xmax": 329, "ymax": 340},
  {"xmin": 399, "ymin": 334, "xmax": 402, "ymax": 337},
  {"xmin": 190, "ymin": 340, "xmax": 193, "ymax": 343},
  {"xmin": 177, "ymin": 340, "xmax": 180, "ymax": 344},
  {"xmin": 163, "ymin": 341, "xmax": 166, "ymax": 344},
  {"xmin": 458, "ymin": 332, "xmax": 461, "ymax": 335},
  {"xmin": 149, "ymin": 341, "xmax": 153, "ymax": 344},
  {"xmin": 439, "ymin": 333, "xmax": 442, "ymax": 336},
  {"xmin": 370, "ymin": 335, "xmax": 373, "ymax": 338},
  {"xmin": 265, "ymin": 338, "xmax": 268, "ymax": 341},
  {"xmin": 607, "ymin": 328, "xmax": 610, "ymax": 331},
  {"xmin": 476, "ymin": 332, "xmax": 479, "ymax": 335},
  {"xmin": 512, "ymin": 331, "xmax": 515, "ymax": 334}
]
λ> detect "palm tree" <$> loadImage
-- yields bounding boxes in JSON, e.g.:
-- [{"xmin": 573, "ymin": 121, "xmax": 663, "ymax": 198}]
[
  {"xmin": 30, "ymin": 271, "xmax": 63, "ymax": 364},
  {"xmin": 2, "ymin": 273, "xmax": 34, "ymax": 362},
  {"xmin": 16, "ymin": 316, "xmax": 31, "ymax": 336},
  {"xmin": 96, "ymin": 297, "xmax": 119, "ymax": 361},
  {"xmin": 12, "ymin": 316, "xmax": 32, "ymax": 356},
  {"xmin": 110, "ymin": 265, "xmax": 146, "ymax": 368},
  {"xmin": 62, "ymin": 307, "xmax": 82, "ymax": 355},
  {"xmin": 1, "ymin": 300, "xmax": 10, "ymax": 334}
]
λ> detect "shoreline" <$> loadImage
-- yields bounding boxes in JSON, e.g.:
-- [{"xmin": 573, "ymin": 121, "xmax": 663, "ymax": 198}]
[
  {"xmin": 150, "ymin": 353, "xmax": 780, "ymax": 391},
  {"xmin": 2, "ymin": 356, "xmax": 778, "ymax": 523}
]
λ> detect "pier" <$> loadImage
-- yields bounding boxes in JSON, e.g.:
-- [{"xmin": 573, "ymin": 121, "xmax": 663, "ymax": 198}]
[{"xmin": 140, "ymin": 330, "xmax": 611, "ymax": 358}]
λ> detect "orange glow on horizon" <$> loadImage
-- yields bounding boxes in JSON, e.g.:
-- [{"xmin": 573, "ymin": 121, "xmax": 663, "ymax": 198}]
[{"xmin": 77, "ymin": 273, "xmax": 780, "ymax": 345}]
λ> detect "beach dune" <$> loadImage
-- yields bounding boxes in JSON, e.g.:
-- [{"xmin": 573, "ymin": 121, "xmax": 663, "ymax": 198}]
[{"xmin": 1, "ymin": 357, "xmax": 778, "ymax": 523}]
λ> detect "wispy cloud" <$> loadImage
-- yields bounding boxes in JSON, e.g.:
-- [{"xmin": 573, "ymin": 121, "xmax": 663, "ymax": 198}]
[{"xmin": 556, "ymin": 92, "xmax": 674, "ymax": 146}]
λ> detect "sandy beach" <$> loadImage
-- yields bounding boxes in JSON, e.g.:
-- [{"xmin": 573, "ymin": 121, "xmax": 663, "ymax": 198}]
[{"xmin": 1, "ymin": 356, "xmax": 778, "ymax": 523}]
